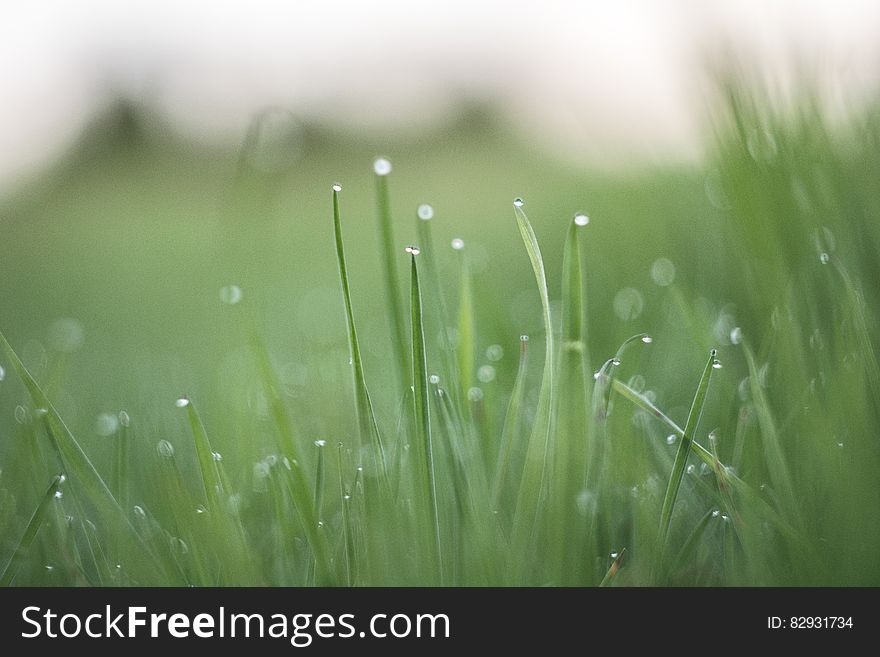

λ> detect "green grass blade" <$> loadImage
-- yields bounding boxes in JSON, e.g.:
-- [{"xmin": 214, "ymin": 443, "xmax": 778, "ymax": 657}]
[
  {"xmin": 599, "ymin": 547, "xmax": 626, "ymax": 587},
  {"xmin": 510, "ymin": 200, "xmax": 556, "ymax": 572},
  {"xmin": 337, "ymin": 443, "xmax": 355, "ymax": 586},
  {"xmin": 0, "ymin": 330, "xmax": 165, "ymax": 583},
  {"xmin": 0, "ymin": 475, "xmax": 63, "ymax": 586},
  {"xmin": 491, "ymin": 334, "xmax": 530, "ymax": 512},
  {"xmin": 180, "ymin": 398, "xmax": 225, "ymax": 512},
  {"xmin": 456, "ymin": 252, "xmax": 476, "ymax": 397},
  {"xmin": 670, "ymin": 509, "xmax": 716, "ymax": 581},
  {"xmin": 332, "ymin": 184, "xmax": 387, "ymax": 478},
  {"xmin": 251, "ymin": 334, "xmax": 333, "ymax": 584},
  {"xmin": 657, "ymin": 349, "xmax": 719, "ymax": 551},
  {"xmin": 374, "ymin": 159, "xmax": 409, "ymax": 387},
  {"xmin": 409, "ymin": 249, "xmax": 443, "ymax": 583}
]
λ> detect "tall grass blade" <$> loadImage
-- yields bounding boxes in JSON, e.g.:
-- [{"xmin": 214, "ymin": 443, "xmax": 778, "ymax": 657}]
[
  {"xmin": 658, "ymin": 349, "xmax": 718, "ymax": 551},
  {"xmin": 0, "ymin": 475, "xmax": 63, "ymax": 586},
  {"xmin": 599, "ymin": 548, "xmax": 626, "ymax": 587},
  {"xmin": 491, "ymin": 335, "xmax": 529, "ymax": 512},
  {"xmin": 409, "ymin": 249, "xmax": 443, "ymax": 583},
  {"xmin": 332, "ymin": 184, "xmax": 387, "ymax": 478}
]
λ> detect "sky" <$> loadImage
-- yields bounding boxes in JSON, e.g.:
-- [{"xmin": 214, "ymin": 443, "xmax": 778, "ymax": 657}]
[{"xmin": 1, "ymin": 0, "xmax": 879, "ymax": 189}]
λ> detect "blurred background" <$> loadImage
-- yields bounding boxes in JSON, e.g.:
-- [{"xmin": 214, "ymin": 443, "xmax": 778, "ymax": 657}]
[{"xmin": 3, "ymin": 1, "xmax": 880, "ymax": 586}]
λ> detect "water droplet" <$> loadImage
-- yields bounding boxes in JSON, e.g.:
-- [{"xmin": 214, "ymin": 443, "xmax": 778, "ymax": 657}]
[
  {"xmin": 712, "ymin": 360, "xmax": 723, "ymax": 369},
  {"xmin": 520, "ymin": 335, "xmax": 529, "ymax": 342},
  {"xmin": 314, "ymin": 439, "xmax": 326, "ymax": 447},
  {"xmin": 593, "ymin": 371, "xmax": 601, "ymax": 380},
  {"xmin": 451, "ymin": 238, "xmax": 465, "ymax": 251},
  {"xmin": 513, "ymin": 197, "xmax": 524, "ymax": 208},
  {"xmin": 332, "ymin": 183, "xmax": 342, "ymax": 192},
  {"xmin": 429, "ymin": 374, "xmax": 440, "ymax": 385},
  {"xmin": 133, "ymin": 505, "xmax": 146, "ymax": 520},
  {"xmin": 219, "ymin": 285, "xmax": 243, "ymax": 305},
  {"xmin": 721, "ymin": 514, "xmax": 729, "ymax": 521},
  {"xmin": 48, "ymin": 318, "xmax": 85, "ymax": 353},
  {"xmin": 573, "ymin": 212, "xmax": 589, "ymax": 226},
  {"xmin": 837, "ymin": 441, "xmax": 844, "ymax": 448},
  {"xmin": 373, "ymin": 157, "xmax": 392, "ymax": 176},
  {"xmin": 405, "ymin": 245, "xmax": 421, "ymax": 255},
  {"xmin": 710, "ymin": 348, "xmax": 717, "ymax": 357},
  {"xmin": 609, "ymin": 551, "xmax": 619, "ymax": 560},
  {"xmin": 343, "ymin": 494, "xmax": 351, "ymax": 501},
  {"xmin": 730, "ymin": 326, "xmax": 743, "ymax": 345},
  {"xmin": 0, "ymin": 365, "xmax": 5, "ymax": 381},
  {"xmin": 175, "ymin": 396, "xmax": 190, "ymax": 408},
  {"xmin": 666, "ymin": 434, "xmax": 676, "ymax": 445},
  {"xmin": 14, "ymin": 405, "xmax": 28, "ymax": 424},
  {"xmin": 317, "ymin": 520, "xmax": 324, "ymax": 528},
  {"xmin": 212, "ymin": 451, "xmax": 223, "ymax": 462},
  {"xmin": 611, "ymin": 358, "xmax": 621, "ymax": 366},
  {"xmin": 283, "ymin": 457, "xmax": 292, "ymax": 470},
  {"xmin": 170, "ymin": 536, "xmax": 189, "ymax": 555},
  {"xmin": 641, "ymin": 335, "xmax": 653, "ymax": 344},
  {"xmin": 34, "ymin": 408, "xmax": 48, "ymax": 418},
  {"xmin": 417, "ymin": 204, "xmax": 434, "ymax": 220},
  {"xmin": 613, "ymin": 287, "xmax": 644, "ymax": 321},
  {"xmin": 54, "ymin": 490, "xmax": 63, "ymax": 500},
  {"xmin": 485, "ymin": 344, "xmax": 504, "ymax": 361},
  {"xmin": 650, "ymin": 258, "xmax": 676, "ymax": 286},
  {"xmin": 265, "ymin": 455, "xmax": 278, "ymax": 467},
  {"xmin": 95, "ymin": 412, "xmax": 119, "ymax": 436},
  {"xmin": 58, "ymin": 474, "xmax": 66, "ymax": 484},
  {"xmin": 819, "ymin": 252, "xmax": 830, "ymax": 264},
  {"xmin": 711, "ymin": 509, "xmax": 720, "ymax": 518},
  {"xmin": 156, "ymin": 440, "xmax": 175, "ymax": 458},
  {"xmin": 118, "ymin": 410, "xmax": 130, "ymax": 427},
  {"xmin": 467, "ymin": 387, "xmax": 484, "ymax": 402},
  {"xmin": 45, "ymin": 565, "xmax": 55, "ymax": 573},
  {"xmin": 195, "ymin": 505, "xmax": 207, "ymax": 514},
  {"xmin": 686, "ymin": 464, "xmax": 696, "ymax": 475},
  {"xmin": 477, "ymin": 365, "xmax": 496, "ymax": 383}
]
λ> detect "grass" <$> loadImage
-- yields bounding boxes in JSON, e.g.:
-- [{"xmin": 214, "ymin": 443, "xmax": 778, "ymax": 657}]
[{"xmin": 1, "ymin": 80, "xmax": 880, "ymax": 586}]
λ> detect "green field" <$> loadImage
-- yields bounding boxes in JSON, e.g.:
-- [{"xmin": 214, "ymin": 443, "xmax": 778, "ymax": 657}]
[{"xmin": 1, "ymin": 82, "xmax": 879, "ymax": 586}]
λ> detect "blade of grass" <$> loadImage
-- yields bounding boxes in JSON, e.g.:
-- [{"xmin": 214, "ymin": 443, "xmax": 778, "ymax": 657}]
[
  {"xmin": 251, "ymin": 334, "xmax": 333, "ymax": 584},
  {"xmin": 337, "ymin": 443, "xmax": 355, "ymax": 586},
  {"xmin": 599, "ymin": 547, "xmax": 626, "ymax": 587},
  {"xmin": 491, "ymin": 334, "xmax": 530, "ymax": 513},
  {"xmin": 510, "ymin": 199, "xmax": 555, "ymax": 576},
  {"xmin": 373, "ymin": 159, "xmax": 409, "ymax": 387},
  {"xmin": 0, "ymin": 475, "xmax": 63, "ymax": 586},
  {"xmin": 0, "ymin": 330, "xmax": 166, "ymax": 583},
  {"xmin": 456, "ymin": 252, "xmax": 476, "ymax": 399},
  {"xmin": 180, "ymin": 398, "xmax": 225, "ymax": 512},
  {"xmin": 658, "ymin": 349, "xmax": 718, "ymax": 552},
  {"xmin": 332, "ymin": 184, "xmax": 387, "ymax": 479},
  {"xmin": 409, "ymin": 248, "xmax": 443, "ymax": 583}
]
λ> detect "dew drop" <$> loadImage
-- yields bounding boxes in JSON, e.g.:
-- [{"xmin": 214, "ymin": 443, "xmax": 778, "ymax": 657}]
[
  {"xmin": 686, "ymin": 464, "xmax": 696, "ymax": 475},
  {"xmin": 54, "ymin": 490, "xmax": 63, "ymax": 500},
  {"xmin": 373, "ymin": 157, "xmax": 392, "ymax": 176},
  {"xmin": 666, "ymin": 434, "xmax": 676, "ymax": 445},
  {"xmin": 133, "ymin": 505, "xmax": 146, "ymax": 520},
  {"xmin": 650, "ymin": 258, "xmax": 676, "ymax": 286},
  {"xmin": 332, "ymin": 183, "xmax": 342, "ymax": 192},
  {"xmin": 477, "ymin": 365, "xmax": 496, "ymax": 383},
  {"xmin": 513, "ymin": 197, "xmax": 524, "ymax": 208},
  {"xmin": 721, "ymin": 514, "xmax": 729, "ymax": 521},
  {"xmin": 710, "ymin": 348, "xmax": 718, "ymax": 357},
  {"xmin": 95, "ymin": 412, "xmax": 119, "ymax": 436},
  {"xmin": 429, "ymin": 374, "xmax": 440, "ymax": 385},
  {"xmin": 451, "ymin": 238, "xmax": 465, "ymax": 251},
  {"xmin": 14, "ymin": 405, "xmax": 28, "ymax": 424},
  {"xmin": 837, "ymin": 441, "xmax": 844, "ymax": 448},
  {"xmin": 711, "ymin": 509, "xmax": 720, "ymax": 518},
  {"xmin": 175, "ymin": 396, "xmax": 190, "ymax": 408},
  {"xmin": 170, "ymin": 537, "xmax": 189, "ymax": 555},
  {"xmin": 417, "ymin": 204, "xmax": 434, "ymax": 220},
  {"xmin": 573, "ymin": 212, "xmax": 589, "ymax": 226},
  {"xmin": 45, "ymin": 565, "xmax": 55, "ymax": 573},
  {"xmin": 212, "ymin": 451, "xmax": 223, "ymax": 462},
  {"xmin": 730, "ymin": 326, "xmax": 743, "ymax": 345},
  {"xmin": 819, "ymin": 252, "xmax": 830, "ymax": 264},
  {"xmin": 486, "ymin": 344, "xmax": 504, "ymax": 361},
  {"xmin": 58, "ymin": 474, "xmax": 66, "ymax": 484},
  {"xmin": 611, "ymin": 358, "xmax": 621, "ymax": 366},
  {"xmin": 314, "ymin": 439, "xmax": 326, "ymax": 447},
  {"xmin": 343, "ymin": 494, "xmax": 351, "ymax": 501},
  {"xmin": 609, "ymin": 551, "xmax": 619, "ymax": 560},
  {"xmin": 712, "ymin": 360, "xmax": 723, "ymax": 369},
  {"xmin": 467, "ymin": 387, "xmax": 484, "ymax": 402},
  {"xmin": 118, "ymin": 410, "xmax": 130, "ymax": 427},
  {"xmin": 405, "ymin": 245, "xmax": 421, "ymax": 255},
  {"xmin": 0, "ymin": 365, "xmax": 5, "ymax": 381},
  {"xmin": 520, "ymin": 334, "xmax": 529, "ymax": 342},
  {"xmin": 219, "ymin": 284, "xmax": 243, "ymax": 305},
  {"xmin": 641, "ymin": 335, "xmax": 653, "ymax": 344},
  {"xmin": 195, "ymin": 505, "xmax": 207, "ymax": 515},
  {"xmin": 156, "ymin": 440, "xmax": 175, "ymax": 458}
]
